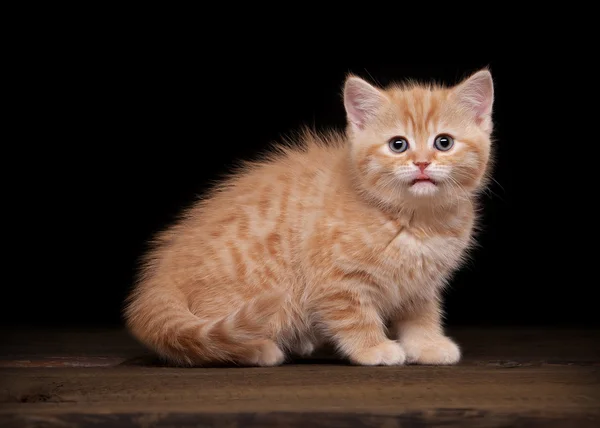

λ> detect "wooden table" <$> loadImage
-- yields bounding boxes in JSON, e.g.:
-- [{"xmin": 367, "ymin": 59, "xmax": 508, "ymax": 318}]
[{"xmin": 1, "ymin": 327, "xmax": 598, "ymax": 427}]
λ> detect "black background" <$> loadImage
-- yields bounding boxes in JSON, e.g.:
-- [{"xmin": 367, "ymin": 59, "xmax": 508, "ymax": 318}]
[{"xmin": 5, "ymin": 51, "xmax": 592, "ymax": 329}]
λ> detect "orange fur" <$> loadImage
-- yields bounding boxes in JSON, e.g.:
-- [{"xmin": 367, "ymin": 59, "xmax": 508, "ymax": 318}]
[{"xmin": 124, "ymin": 70, "xmax": 496, "ymax": 366}]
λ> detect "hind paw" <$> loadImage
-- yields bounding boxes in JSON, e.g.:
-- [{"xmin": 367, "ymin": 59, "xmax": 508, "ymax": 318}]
[{"xmin": 247, "ymin": 340, "xmax": 285, "ymax": 367}]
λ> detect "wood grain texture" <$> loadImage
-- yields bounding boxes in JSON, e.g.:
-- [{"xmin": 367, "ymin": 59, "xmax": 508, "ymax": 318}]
[{"xmin": 0, "ymin": 328, "xmax": 598, "ymax": 427}]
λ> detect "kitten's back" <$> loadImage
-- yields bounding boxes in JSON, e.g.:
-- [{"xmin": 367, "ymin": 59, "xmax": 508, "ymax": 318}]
[{"xmin": 124, "ymin": 129, "xmax": 347, "ymax": 366}]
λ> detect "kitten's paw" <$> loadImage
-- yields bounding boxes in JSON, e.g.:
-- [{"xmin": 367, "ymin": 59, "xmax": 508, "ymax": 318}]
[
  {"xmin": 249, "ymin": 340, "xmax": 286, "ymax": 367},
  {"xmin": 295, "ymin": 340, "xmax": 316, "ymax": 357},
  {"xmin": 291, "ymin": 336, "xmax": 323, "ymax": 357},
  {"xmin": 401, "ymin": 335, "xmax": 460, "ymax": 365},
  {"xmin": 350, "ymin": 340, "xmax": 406, "ymax": 366}
]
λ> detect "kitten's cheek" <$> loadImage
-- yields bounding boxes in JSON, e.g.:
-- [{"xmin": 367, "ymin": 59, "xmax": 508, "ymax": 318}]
[{"xmin": 454, "ymin": 169, "xmax": 479, "ymax": 188}]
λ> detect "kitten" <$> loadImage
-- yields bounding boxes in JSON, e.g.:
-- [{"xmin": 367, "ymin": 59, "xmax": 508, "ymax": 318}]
[{"xmin": 124, "ymin": 69, "xmax": 495, "ymax": 367}]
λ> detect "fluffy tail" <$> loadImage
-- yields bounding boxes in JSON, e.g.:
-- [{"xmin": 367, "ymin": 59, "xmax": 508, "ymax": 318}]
[{"xmin": 124, "ymin": 286, "xmax": 283, "ymax": 366}]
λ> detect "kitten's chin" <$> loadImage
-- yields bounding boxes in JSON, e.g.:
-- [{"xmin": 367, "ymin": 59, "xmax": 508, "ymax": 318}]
[{"xmin": 407, "ymin": 181, "xmax": 439, "ymax": 198}]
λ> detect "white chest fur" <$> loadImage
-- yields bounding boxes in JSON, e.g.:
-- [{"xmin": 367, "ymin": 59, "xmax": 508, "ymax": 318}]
[
  {"xmin": 348, "ymin": 209, "xmax": 472, "ymax": 300},
  {"xmin": 386, "ymin": 229, "xmax": 469, "ymax": 282},
  {"xmin": 325, "ymin": 198, "xmax": 475, "ymax": 306}
]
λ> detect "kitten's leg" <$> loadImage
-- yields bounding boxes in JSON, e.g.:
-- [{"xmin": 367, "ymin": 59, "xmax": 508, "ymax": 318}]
[
  {"xmin": 316, "ymin": 289, "xmax": 405, "ymax": 366},
  {"xmin": 395, "ymin": 297, "xmax": 461, "ymax": 365}
]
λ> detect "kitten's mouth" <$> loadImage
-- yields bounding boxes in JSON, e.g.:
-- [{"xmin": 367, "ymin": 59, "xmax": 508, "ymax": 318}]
[{"xmin": 411, "ymin": 175, "xmax": 436, "ymax": 186}]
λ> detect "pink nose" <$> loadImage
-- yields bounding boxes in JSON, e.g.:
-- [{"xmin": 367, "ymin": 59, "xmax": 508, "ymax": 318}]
[{"xmin": 414, "ymin": 161, "xmax": 430, "ymax": 172}]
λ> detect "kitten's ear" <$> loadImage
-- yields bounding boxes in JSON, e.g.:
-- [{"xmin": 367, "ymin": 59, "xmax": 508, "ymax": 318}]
[
  {"xmin": 452, "ymin": 69, "xmax": 494, "ymax": 132},
  {"xmin": 343, "ymin": 76, "xmax": 388, "ymax": 130}
]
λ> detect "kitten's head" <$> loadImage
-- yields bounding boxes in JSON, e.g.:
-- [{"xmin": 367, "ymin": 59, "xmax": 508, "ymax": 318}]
[{"xmin": 343, "ymin": 70, "xmax": 495, "ymax": 209}]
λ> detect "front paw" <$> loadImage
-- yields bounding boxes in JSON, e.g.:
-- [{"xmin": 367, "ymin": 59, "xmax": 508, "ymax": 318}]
[
  {"xmin": 400, "ymin": 335, "xmax": 461, "ymax": 365},
  {"xmin": 349, "ymin": 340, "xmax": 406, "ymax": 366}
]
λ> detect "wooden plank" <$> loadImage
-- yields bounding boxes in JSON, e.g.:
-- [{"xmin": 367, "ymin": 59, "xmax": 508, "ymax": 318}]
[
  {"xmin": 0, "ymin": 328, "xmax": 598, "ymax": 427},
  {"xmin": 0, "ymin": 357, "xmax": 129, "ymax": 368},
  {"xmin": 1, "ymin": 365, "xmax": 598, "ymax": 420}
]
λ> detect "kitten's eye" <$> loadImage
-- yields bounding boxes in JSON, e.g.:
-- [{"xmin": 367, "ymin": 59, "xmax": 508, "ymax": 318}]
[
  {"xmin": 434, "ymin": 134, "xmax": 454, "ymax": 151},
  {"xmin": 388, "ymin": 137, "xmax": 409, "ymax": 153}
]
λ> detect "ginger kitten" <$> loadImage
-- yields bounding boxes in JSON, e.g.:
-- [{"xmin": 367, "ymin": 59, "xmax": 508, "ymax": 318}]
[{"xmin": 125, "ymin": 69, "xmax": 495, "ymax": 367}]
